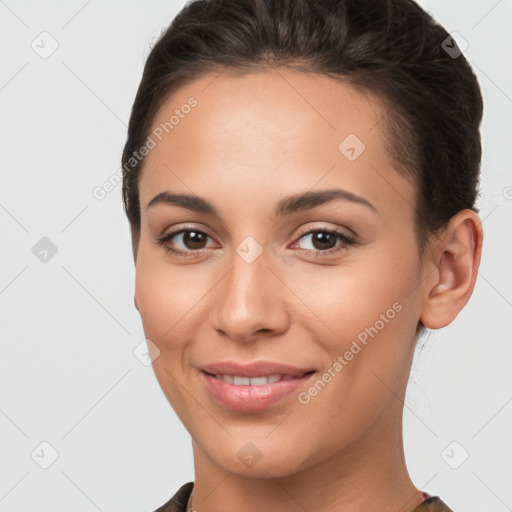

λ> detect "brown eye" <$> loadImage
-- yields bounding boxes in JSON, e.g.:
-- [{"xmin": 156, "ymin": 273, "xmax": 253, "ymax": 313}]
[
  {"xmin": 182, "ymin": 230, "xmax": 208, "ymax": 249},
  {"xmin": 308, "ymin": 231, "xmax": 337, "ymax": 251},
  {"xmin": 294, "ymin": 228, "xmax": 357, "ymax": 257},
  {"xmin": 155, "ymin": 228, "xmax": 218, "ymax": 257}
]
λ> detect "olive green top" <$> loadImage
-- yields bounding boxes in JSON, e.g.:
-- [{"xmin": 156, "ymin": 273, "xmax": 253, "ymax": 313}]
[{"xmin": 152, "ymin": 482, "xmax": 454, "ymax": 512}]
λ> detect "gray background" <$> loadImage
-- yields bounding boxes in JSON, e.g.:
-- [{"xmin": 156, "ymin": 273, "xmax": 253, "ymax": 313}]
[{"xmin": 1, "ymin": 1, "xmax": 511, "ymax": 511}]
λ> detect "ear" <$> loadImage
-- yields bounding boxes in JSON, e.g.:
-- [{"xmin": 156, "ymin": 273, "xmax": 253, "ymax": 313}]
[{"xmin": 420, "ymin": 209, "xmax": 483, "ymax": 330}]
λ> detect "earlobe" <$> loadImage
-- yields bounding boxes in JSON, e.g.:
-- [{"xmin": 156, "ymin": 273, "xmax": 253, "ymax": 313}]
[{"xmin": 420, "ymin": 210, "xmax": 483, "ymax": 330}]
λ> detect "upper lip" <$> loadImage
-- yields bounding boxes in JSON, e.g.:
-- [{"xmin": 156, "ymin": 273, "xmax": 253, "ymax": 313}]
[{"xmin": 200, "ymin": 360, "xmax": 316, "ymax": 378}]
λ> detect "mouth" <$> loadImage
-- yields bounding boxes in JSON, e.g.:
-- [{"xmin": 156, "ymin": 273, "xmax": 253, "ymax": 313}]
[
  {"xmin": 202, "ymin": 370, "xmax": 315, "ymax": 386},
  {"xmin": 200, "ymin": 369, "xmax": 317, "ymax": 411}
]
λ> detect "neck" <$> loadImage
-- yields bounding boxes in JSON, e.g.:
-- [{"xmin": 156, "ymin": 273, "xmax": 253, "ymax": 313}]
[{"xmin": 189, "ymin": 397, "xmax": 424, "ymax": 512}]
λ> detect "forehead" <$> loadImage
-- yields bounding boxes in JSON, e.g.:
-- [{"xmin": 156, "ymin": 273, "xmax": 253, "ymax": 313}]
[{"xmin": 138, "ymin": 68, "xmax": 414, "ymax": 220}]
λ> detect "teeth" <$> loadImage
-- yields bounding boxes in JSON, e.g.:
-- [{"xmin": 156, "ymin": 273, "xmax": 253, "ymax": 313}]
[{"xmin": 215, "ymin": 374, "xmax": 300, "ymax": 385}]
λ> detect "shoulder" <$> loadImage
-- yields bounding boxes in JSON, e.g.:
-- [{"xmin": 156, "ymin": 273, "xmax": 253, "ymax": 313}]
[
  {"xmin": 151, "ymin": 481, "xmax": 194, "ymax": 512},
  {"xmin": 413, "ymin": 496, "xmax": 454, "ymax": 512}
]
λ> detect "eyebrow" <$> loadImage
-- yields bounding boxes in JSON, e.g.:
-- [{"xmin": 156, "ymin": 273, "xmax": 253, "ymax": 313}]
[{"xmin": 145, "ymin": 189, "xmax": 378, "ymax": 217}]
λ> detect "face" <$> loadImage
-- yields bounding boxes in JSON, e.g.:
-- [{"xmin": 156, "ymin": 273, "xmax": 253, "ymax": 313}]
[{"xmin": 134, "ymin": 68, "xmax": 429, "ymax": 477}]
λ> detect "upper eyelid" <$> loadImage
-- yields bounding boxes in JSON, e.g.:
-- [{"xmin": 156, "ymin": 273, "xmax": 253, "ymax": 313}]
[{"xmin": 294, "ymin": 224, "xmax": 354, "ymax": 238}]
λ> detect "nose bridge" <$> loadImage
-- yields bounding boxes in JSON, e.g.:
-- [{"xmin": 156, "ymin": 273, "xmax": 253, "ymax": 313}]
[{"xmin": 211, "ymin": 240, "xmax": 287, "ymax": 342}]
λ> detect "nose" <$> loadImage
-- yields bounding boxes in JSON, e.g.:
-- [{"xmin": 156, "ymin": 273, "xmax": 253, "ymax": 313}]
[{"xmin": 210, "ymin": 250, "xmax": 290, "ymax": 343}]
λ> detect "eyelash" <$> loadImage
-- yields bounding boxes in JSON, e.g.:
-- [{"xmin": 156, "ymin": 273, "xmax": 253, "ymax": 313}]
[{"xmin": 154, "ymin": 226, "xmax": 357, "ymax": 259}]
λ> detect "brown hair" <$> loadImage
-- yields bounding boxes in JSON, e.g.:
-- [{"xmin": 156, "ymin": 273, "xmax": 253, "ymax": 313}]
[{"xmin": 121, "ymin": 0, "xmax": 483, "ymax": 261}]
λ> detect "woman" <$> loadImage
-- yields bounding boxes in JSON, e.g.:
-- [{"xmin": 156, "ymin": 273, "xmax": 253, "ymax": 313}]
[{"xmin": 121, "ymin": 0, "xmax": 484, "ymax": 510}]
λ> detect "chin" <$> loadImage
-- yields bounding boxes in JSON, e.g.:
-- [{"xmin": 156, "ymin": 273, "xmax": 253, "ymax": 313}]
[{"xmin": 199, "ymin": 435, "xmax": 320, "ymax": 479}]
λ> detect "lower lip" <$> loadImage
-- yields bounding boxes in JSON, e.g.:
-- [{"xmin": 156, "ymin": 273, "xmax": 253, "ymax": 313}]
[{"xmin": 200, "ymin": 370, "xmax": 316, "ymax": 412}]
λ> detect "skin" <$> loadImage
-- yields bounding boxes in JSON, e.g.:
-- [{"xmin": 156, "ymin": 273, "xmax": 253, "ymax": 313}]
[{"xmin": 133, "ymin": 67, "xmax": 483, "ymax": 512}]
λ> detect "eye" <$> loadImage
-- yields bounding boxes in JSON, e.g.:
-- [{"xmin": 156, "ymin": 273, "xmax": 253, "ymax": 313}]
[
  {"xmin": 154, "ymin": 227, "xmax": 217, "ymax": 258},
  {"xmin": 292, "ymin": 227, "xmax": 357, "ymax": 257},
  {"xmin": 155, "ymin": 226, "xmax": 357, "ymax": 259}
]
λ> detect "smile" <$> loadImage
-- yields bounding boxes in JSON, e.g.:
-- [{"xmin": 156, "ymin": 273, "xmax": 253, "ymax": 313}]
[
  {"xmin": 201, "ymin": 370, "xmax": 317, "ymax": 411},
  {"xmin": 207, "ymin": 372, "xmax": 312, "ymax": 386}
]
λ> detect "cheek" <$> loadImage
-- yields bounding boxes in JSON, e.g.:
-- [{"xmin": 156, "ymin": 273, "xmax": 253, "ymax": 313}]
[
  {"xmin": 134, "ymin": 260, "xmax": 199, "ymax": 415},
  {"xmin": 134, "ymin": 255, "xmax": 222, "ymax": 365},
  {"xmin": 304, "ymin": 245, "xmax": 421, "ymax": 407},
  {"xmin": 309, "ymin": 247, "xmax": 420, "ymax": 343},
  {"xmin": 134, "ymin": 257, "xmax": 192, "ymax": 347}
]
